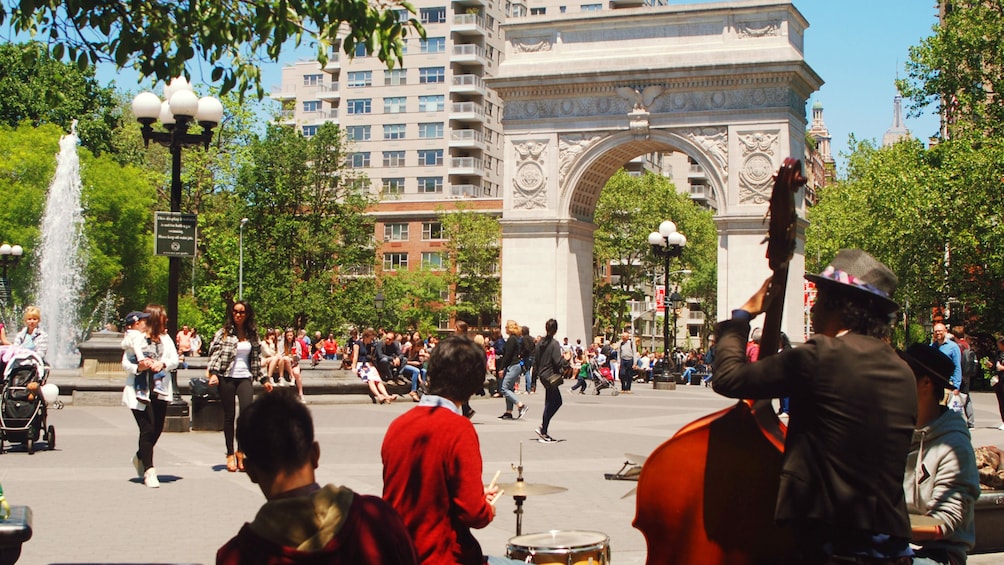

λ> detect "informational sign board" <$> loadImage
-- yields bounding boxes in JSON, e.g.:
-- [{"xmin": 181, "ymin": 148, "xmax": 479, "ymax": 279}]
[
  {"xmin": 655, "ymin": 285, "xmax": 665, "ymax": 313},
  {"xmin": 154, "ymin": 212, "xmax": 198, "ymax": 258}
]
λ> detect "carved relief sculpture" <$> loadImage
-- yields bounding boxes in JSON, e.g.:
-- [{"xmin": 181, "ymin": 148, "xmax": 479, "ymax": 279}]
[
  {"xmin": 738, "ymin": 131, "xmax": 780, "ymax": 204},
  {"xmin": 513, "ymin": 141, "xmax": 549, "ymax": 210},
  {"xmin": 736, "ymin": 20, "xmax": 781, "ymax": 38},
  {"xmin": 557, "ymin": 133, "xmax": 605, "ymax": 187},
  {"xmin": 680, "ymin": 126, "xmax": 729, "ymax": 181},
  {"xmin": 512, "ymin": 35, "xmax": 554, "ymax": 53}
]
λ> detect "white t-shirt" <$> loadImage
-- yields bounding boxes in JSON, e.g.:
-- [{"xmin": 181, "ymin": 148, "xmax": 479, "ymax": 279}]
[{"xmin": 229, "ymin": 341, "xmax": 253, "ymax": 379}]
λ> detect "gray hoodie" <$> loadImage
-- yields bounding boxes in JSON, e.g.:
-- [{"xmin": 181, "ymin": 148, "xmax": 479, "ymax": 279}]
[{"xmin": 904, "ymin": 407, "xmax": 981, "ymax": 563}]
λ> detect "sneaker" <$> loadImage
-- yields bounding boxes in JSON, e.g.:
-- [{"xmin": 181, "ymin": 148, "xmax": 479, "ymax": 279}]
[
  {"xmin": 152, "ymin": 380, "xmax": 168, "ymax": 397},
  {"xmin": 143, "ymin": 468, "xmax": 160, "ymax": 488},
  {"xmin": 498, "ymin": 413, "xmax": 514, "ymax": 420},
  {"xmin": 135, "ymin": 389, "xmax": 150, "ymax": 403},
  {"xmin": 466, "ymin": 409, "xmax": 476, "ymax": 420},
  {"xmin": 535, "ymin": 427, "xmax": 555, "ymax": 443},
  {"xmin": 131, "ymin": 455, "xmax": 145, "ymax": 479},
  {"xmin": 997, "ymin": 423, "xmax": 1004, "ymax": 431},
  {"xmin": 517, "ymin": 405, "xmax": 529, "ymax": 420}
]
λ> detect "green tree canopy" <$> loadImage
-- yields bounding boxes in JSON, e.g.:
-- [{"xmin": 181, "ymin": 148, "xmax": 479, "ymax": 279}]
[
  {"xmin": 593, "ymin": 169, "xmax": 717, "ymax": 340},
  {"xmin": 438, "ymin": 204, "xmax": 501, "ymax": 330},
  {"xmin": 0, "ymin": 42, "xmax": 120, "ymax": 154},
  {"xmin": 1, "ymin": 0, "xmax": 423, "ymax": 98}
]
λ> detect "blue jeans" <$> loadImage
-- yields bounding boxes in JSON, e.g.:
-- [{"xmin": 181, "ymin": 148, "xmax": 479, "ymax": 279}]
[
  {"xmin": 620, "ymin": 359, "xmax": 634, "ymax": 390},
  {"xmin": 522, "ymin": 362, "xmax": 533, "ymax": 392},
  {"xmin": 501, "ymin": 364, "xmax": 522, "ymax": 411},
  {"xmin": 401, "ymin": 365, "xmax": 423, "ymax": 392}
]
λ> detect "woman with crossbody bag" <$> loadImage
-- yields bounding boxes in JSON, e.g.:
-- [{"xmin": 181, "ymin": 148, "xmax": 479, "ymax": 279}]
[{"xmin": 533, "ymin": 319, "xmax": 567, "ymax": 443}]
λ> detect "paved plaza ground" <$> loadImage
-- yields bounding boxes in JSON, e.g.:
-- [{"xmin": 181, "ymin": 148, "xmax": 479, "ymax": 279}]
[{"xmin": 3, "ymin": 370, "xmax": 1004, "ymax": 564}]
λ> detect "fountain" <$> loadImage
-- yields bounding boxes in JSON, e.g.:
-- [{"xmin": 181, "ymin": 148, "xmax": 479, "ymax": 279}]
[{"xmin": 34, "ymin": 121, "xmax": 85, "ymax": 368}]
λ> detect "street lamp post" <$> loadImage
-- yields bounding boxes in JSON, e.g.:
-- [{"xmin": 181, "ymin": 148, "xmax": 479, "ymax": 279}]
[
  {"xmin": 374, "ymin": 291, "xmax": 385, "ymax": 329},
  {"xmin": 239, "ymin": 218, "xmax": 249, "ymax": 300},
  {"xmin": 0, "ymin": 243, "xmax": 24, "ymax": 306},
  {"xmin": 648, "ymin": 221, "xmax": 687, "ymax": 360},
  {"xmin": 132, "ymin": 77, "xmax": 223, "ymax": 430}
]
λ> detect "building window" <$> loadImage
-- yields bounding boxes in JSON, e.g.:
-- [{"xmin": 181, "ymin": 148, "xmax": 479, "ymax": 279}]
[
  {"xmin": 421, "ymin": 37, "xmax": 446, "ymax": 53},
  {"xmin": 302, "ymin": 125, "xmax": 318, "ymax": 136},
  {"xmin": 302, "ymin": 100, "xmax": 322, "ymax": 112},
  {"xmin": 418, "ymin": 95, "xmax": 445, "ymax": 112},
  {"xmin": 384, "ymin": 68, "xmax": 408, "ymax": 86},
  {"xmin": 580, "ymin": 3, "xmax": 602, "ymax": 10},
  {"xmin": 384, "ymin": 223, "xmax": 409, "ymax": 241},
  {"xmin": 418, "ymin": 122, "xmax": 444, "ymax": 139},
  {"xmin": 417, "ymin": 176, "xmax": 443, "ymax": 193},
  {"xmin": 422, "ymin": 222, "xmax": 444, "ymax": 240},
  {"xmin": 417, "ymin": 149, "xmax": 444, "ymax": 166},
  {"xmin": 422, "ymin": 252, "xmax": 446, "ymax": 270},
  {"xmin": 419, "ymin": 67, "xmax": 446, "ymax": 84},
  {"xmin": 346, "ymin": 125, "xmax": 371, "ymax": 141},
  {"xmin": 354, "ymin": 43, "xmax": 368, "ymax": 57},
  {"xmin": 347, "ymin": 71, "xmax": 372, "ymax": 87},
  {"xmin": 382, "ymin": 178, "xmax": 405, "ymax": 195},
  {"xmin": 384, "ymin": 96, "xmax": 407, "ymax": 113},
  {"xmin": 530, "ymin": 7, "xmax": 546, "ymax": 14},
  {"xmin": 350, "ymin": 152, "xmax": 370, "ymax": 168},
  {"xmin": 302, "ymin": 74, "xmax": 324, "ymax": 86},
  {"xmin": 346, "ymin": 99, "xmax": 372, "ymax": 114},
  {"xmin": 383, "ymin": 151, "xmax": 406, "ymax": 167},
  {"xmin": 383, "ymin": 253, "xmax": 409, "ymax": 271},
  {"xmin": 383, "ymin": 124, "xmax": 407, "ymax": 140},
  {"xmin": 419, "ymin": 6, "xmax": 446, "ymax": 23},
  {"xmin": 392, "ymin": 8, "xmax": 409, "ymax": 22}
]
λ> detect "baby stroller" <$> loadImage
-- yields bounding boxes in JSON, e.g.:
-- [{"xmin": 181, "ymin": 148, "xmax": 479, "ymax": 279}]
[
  {"xmin": 0, "ymin": 346, "xmax": 56, "ymax": 454},
  {"xmin": 589, "ymin": 359, "xmax": 619, "ymax": 396}
]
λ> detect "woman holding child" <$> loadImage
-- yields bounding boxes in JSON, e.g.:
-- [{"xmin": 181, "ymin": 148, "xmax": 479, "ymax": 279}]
[
  {"xmin": 207, "ymin": 300, "xmax": 264, "ymax": 473},
  {"xmin": 122, "ymin": 304, "xmax": 178, "ymax": 488}
]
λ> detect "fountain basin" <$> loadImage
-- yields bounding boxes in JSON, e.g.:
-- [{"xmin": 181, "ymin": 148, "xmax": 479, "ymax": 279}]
[{"xmin": 76, "ymin": 330, "xmax": 125, "ymax": 376}]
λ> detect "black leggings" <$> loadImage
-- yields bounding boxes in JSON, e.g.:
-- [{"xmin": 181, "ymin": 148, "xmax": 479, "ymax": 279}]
[
  {"xmin": 132, "ymin": 398, "xmax": 168, "ymax": 471},
  {"xmin": 541, "ymin": 385, "xmax": 563, "ymax": 435},
  {"xmin": 995, "ymin": 379, "xmax": 1004, "ymax": 424},
  {"xmin": 220, "ymin": 377, "xmax": 254, "ymax": 455}
]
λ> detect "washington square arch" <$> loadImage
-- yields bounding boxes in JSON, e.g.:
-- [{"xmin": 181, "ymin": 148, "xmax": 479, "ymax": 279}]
[{"xmin": 487, "ymin": 0, "xmax": 822, "ymax": 343}]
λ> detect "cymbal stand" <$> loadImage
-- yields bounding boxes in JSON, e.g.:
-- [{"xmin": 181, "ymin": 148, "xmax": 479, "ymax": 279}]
[{"xmin": 512, "ymin": 442, "xmax": 526, "ymax": 535}]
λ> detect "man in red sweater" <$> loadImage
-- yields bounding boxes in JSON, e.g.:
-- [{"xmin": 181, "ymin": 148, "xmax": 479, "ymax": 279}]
[
  {"xmin": 217, "ymin": 389, "xmax": 418, "ymax": 565},
  {"xmin": 382, "ymin": 336, "xmax": 517, "ymax": 565}
]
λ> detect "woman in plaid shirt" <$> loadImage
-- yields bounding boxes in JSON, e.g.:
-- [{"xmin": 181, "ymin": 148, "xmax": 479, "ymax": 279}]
[{"xmin": 207, "ymin": 300, "xmax": 264, "ymax": 472}]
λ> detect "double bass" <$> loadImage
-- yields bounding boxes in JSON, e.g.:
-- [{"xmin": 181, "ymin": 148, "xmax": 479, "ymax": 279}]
[{"xmin": 633, "ymin": 158, "xmax": 805, "ymax": 564}]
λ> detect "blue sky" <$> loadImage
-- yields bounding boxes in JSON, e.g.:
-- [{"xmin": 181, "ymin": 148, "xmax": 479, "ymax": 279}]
[{"xmin": 92, "ymin": 1, "xmax": 940, "ymax": 174}]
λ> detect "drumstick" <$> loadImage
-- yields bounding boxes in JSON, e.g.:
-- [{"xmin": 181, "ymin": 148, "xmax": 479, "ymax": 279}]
[
  {"xmin": 488, "ymin": 470, "xmax": 501, "ymax": 491},
  {"xmin": 489, "ymin": 488, "xmax": 504, "ymax": 506}
]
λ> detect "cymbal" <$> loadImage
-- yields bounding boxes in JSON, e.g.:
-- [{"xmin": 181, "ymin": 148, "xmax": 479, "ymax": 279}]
[
  {"xmin": 497, "ymin": 481, "xmax": 567, "ymax": 497},
  {"xmin": 909, "ymin": 514, "xmax": 945, "ymax": 529}
]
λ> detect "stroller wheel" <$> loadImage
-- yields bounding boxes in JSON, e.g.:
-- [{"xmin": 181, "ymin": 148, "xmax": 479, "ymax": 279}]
[
  {"xmin": 47, "ymin": 425, "xmax": 56, "ymax": 450},
  {"xmin": 26, "ymin": 435, "xmax": 34, "ymax": 455}
]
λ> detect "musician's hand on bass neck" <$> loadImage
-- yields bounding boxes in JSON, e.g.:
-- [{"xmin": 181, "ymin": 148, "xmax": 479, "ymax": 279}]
[{"xmin": 739, "ymin": 277, "xmax": 775, "ymax": 318}]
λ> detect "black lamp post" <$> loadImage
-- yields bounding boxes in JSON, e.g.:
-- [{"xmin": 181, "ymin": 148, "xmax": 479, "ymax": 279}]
[
  {"xmin": 132, "ymin": 77, "xmax": 223, "ymax": 429},
  {"xmin": 0, "ymin": 243, "xmax": 24, "ymax": 307},
  {"xmin": 648, "ymin": 221, "xmax": 686, "ymax": 359},
  {"xmin": 669, "ymin": 290, "xmax": 683, "ymax": 355},
  {"xmin": 374, "ymin": 291, "xmax": 385, "ymax": 328}
]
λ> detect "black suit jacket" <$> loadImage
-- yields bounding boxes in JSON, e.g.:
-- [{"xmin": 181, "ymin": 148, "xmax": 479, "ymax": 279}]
[{"xmin": 712, "ymin": 318, "xmax": 917, "ymax": 540}]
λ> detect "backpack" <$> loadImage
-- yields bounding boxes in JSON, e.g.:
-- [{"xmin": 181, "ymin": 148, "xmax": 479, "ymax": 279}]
[{"xmin": 961, "ymin": 346, "xmax": 981, "ymax": 392}]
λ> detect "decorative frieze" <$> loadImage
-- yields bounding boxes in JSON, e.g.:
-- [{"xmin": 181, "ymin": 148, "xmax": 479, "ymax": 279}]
[
  {"xmin": 512, "ymin": 35, "xmax": 554, "ymax": 53},
  {"xmin": 678, "ymin": 126, "xmax": 729, "ymax": 180},
  {"xmin": 557, "ymin": 133, "xmax": 605, "ymax": 187},
  {"xmin": 736, "ymin": 20, "xmax": 781, "ymax": 39}
]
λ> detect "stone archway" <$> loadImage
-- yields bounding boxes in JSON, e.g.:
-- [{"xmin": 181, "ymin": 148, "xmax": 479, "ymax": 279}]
[{"xmin": 488, "ymin": 1, "xmax": 822, "ymax": 342}]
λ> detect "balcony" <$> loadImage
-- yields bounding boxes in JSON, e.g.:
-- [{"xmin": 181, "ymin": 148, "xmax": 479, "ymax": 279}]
[
  {"xmin": 323, "ymin": 52, "xmax": 341, "ymax": 73},
  {"xmin": 452, "ymin": 0, "xmax": 486, "ymax": 8},
  {"xmin": 688, "ymin": 163, "xmax": 707, "ymax": 179},
  {"xmin": 450, "ymin": 184, "xmax": 487, "ymax": 198},
  {"xmin": 270, "ymin": 84, "xmax": 298, "ymax": 101},
  {"xmin": 452, "ymin": 14, "xmax": 487, "ymax": 36},
  {"xmin": 450, "ymin": 74, "xmax": 486, "ymax": 96},
  {"xmin": 317, "ymin": 83, "xmax": 340, "ymax": 100},
  {"xmin": 276, "ymin": 109, "xmax": 296, "ymax": 125},
  {"xmin": 449, "ymin": 129, "xmax": 486, "ymax": 150},
  {"xmin": 450, "ymin": 101, "xmax": 485, "ymax": 122},
  {"xmin": 449, "ymin": 157, "xmax": 484, "ymax": 176},
  {"xmin": 302, "ymin": 109, "xmax": 339, "ymax": 124},
  {"xmin": 451, "ymin": 44, "xmax": 489, "ymax": 67}
]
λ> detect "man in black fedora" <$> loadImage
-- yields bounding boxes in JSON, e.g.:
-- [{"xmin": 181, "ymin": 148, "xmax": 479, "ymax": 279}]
[
  {"xmin": 900, "ymin": 344, "xmax": 980, "ymax": 565},
  {"xmin": 713, "ymin": 249, "xmax": 918, "ymax": 564}
]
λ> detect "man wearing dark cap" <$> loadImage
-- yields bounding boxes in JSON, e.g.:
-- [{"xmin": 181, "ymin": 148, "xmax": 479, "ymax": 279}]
[
  {"xmin": 713, "ymin": 249, "xmax": 918, "ymax": 564},
  {"xmin": 900, "ymin": 344, "xmax": 980, "ymax": 565}
]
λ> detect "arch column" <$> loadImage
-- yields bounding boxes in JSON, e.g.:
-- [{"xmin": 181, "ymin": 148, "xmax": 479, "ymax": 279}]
[{"xmin": 500, "ymin": 219, "xmax": 595, "ymax": 341}]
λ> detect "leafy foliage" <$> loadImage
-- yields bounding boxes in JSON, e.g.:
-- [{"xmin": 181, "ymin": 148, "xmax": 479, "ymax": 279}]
[
  {"xmin": 0, "ymin": 0, "xmax": 424, "ymax": 98},
  {"xmin": 0, "ymin": 42, "xmax": 121, "ymax": 154},
  {"xmin": 438, "ymin": 204, "xmax": 501, "ymax": 330},
  {"xmin": 593, "ymin": 170, "xmax": 717, "ymax": 341},
  {"xmin": 806, "ymin": 136, "xmax": 1004, "ymax": 339},
  {"xmin": 232, "ymin": 123, "xmax": 374, "ymax": 331},
  {"xmin": 898, "ymin": 1, "xmax": 1004, "ymax": 138}
]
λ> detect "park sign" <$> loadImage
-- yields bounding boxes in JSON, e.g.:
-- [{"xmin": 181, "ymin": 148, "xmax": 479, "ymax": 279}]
[{"xmin": 154, "ymin": 212, "xmax": 198, "ymax": 258}]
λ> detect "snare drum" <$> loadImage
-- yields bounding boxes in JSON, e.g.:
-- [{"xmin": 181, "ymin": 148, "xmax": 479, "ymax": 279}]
[{"xmin": 506, "ymin": 530, "xmax": 610, "ymax": 565}]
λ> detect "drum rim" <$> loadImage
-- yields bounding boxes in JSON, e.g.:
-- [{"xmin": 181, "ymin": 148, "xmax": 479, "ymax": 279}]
[{"xmin": 506, "ymin": 529, "xmax": 610, "ymax": 550}]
